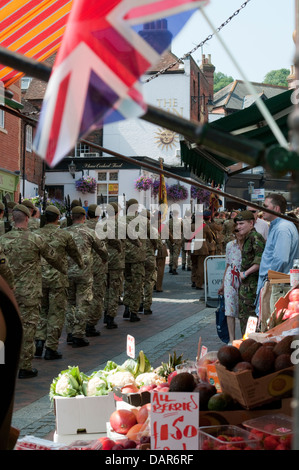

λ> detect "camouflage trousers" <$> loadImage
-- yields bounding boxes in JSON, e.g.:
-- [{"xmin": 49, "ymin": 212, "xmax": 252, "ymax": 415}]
[
  {"xmin": 181, "ymin": 248, "xmax": 191, "ymax": 268},
  {"xmin": 123, "ymin": 262, "xmax": 145, "ymax": 315},
  {"xmin": 87, "ymin": 272, "xmax": 107, "ymax": 326},
  {"xmin": 239, "ymin": 279, "xmax": 258, "ymax": 336},
  {"xmin": 167, "ymin": 241, "xmax": 182, "ymax": 270},
  {"xmin": 104, "ymin": 269, "xmax": 123, "ymax": 318},
  {"xmin": 65, "ymin": 277, "xmax": 93, "ymax": 338},
  {"xmin": 142, "ymin": 258, "xmax": 157, "ymax": 310},
  {"xmin": 36, "ymin": 285, "xmax": 67, "ymax": 351},
  {"xmin": 16, "ymin": 300, "xmax": 41, "ymax": 370}
]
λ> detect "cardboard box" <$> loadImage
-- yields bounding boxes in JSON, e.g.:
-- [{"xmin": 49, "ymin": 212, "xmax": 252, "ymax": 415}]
[
  {"xmin": 54, "ymin": 393, "xmax": 115, "ymax": 435},
  {"xmin": 199, "ymin": 398, "xmax": 292, "ymax": 426},
  {"xmin": 113, "ymin": 388, "xmax": 151, "ymax": 406},
  {"xmin": 215, "ymin": 364, "xmax": 295, "ymax": 409}
]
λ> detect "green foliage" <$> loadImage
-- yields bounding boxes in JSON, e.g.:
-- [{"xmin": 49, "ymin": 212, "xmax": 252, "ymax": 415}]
[
  {"xmin": 263, "ymin": 68, "xmax": 290, "ymax": 87},
  {"xmin": 213, "ymin": 71, "xmax": 234, "ymax": 93}
]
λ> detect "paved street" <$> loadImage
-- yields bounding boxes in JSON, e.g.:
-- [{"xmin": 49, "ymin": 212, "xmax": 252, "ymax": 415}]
[{"xmin": 11, "ymin": 260, "xmax": 241, "ymax": 440}]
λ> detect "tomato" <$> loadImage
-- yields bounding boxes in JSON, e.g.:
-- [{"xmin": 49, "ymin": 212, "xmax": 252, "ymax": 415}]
[{"xmin": 289, "ymin": 288, "xmax": 299, "ymax": 302}]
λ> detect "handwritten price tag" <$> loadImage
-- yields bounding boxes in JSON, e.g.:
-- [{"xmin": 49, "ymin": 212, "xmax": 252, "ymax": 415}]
[
  {"xmin": 126, "ymin": 335, "xmax": 135, "ymax": 359},
  {"xmin": 245, "ymin": 316, "xmax": 258, "ymax": 338},
  {"xmin": 150, "ymin": 391, "xmax": 199, "ymax": 450}
]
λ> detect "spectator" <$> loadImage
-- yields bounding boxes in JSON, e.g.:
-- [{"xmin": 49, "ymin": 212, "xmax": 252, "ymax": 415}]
[
  {"xmin": 247, "ymin": 205, "xmax": 269, "ymax": 240},
  {"xmin": 218, "ymin": 226, "xmax": 244, "ymax": 343},
  {"xmin": 234, "ymin": 211, "xmax": 265, "ymax": 335},
  {"xmin": 256, "ymin": 193, "xmax": 299, "ymax": 316},
  {"xmin": 83, "ymin": 200, "xmax": 89, "ymax": 216}
]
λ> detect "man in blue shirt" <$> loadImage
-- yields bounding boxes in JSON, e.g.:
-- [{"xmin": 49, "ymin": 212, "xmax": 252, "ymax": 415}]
[{"xmin": 256, "ymin": 193, "xmax": 299, "ymax": 317}]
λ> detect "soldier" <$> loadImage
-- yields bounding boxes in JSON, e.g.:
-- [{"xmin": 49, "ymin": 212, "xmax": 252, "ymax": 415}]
[
  {"xmin": 152, "ymin": 210, "xmax": 168, "ymax": 292},
  {"xmin": 59, "ymin": 199, "xmax": 82, "ymax": 228},
  {"xmin": 0, "ymin": 204, "xmax": 67, "ymax": 378},
  {"xmin": 85, "ymin": 204, "xmax": 108, "ymax": 335},
  {"xmin": 181, "ymin": 209, "xmax": 192, "ymax": 271},
  {"xmin": 65, "ymin": 206, "xmax": 108, "ymax": 347},
  {"xmin": 188, "ymin": 212, "xmax": 214, "ymax": 289},
  {"xmin": 99, "ymin": 202, "xmax": 125, "ymax": 329},
  {"xmin": 34, "ymin": 205, "xmax": 84, "ymax": 359},
  {"xmin": 211, "ymin": 212, "xmax": 225, "ymax": 255},
  {"xmin": 21, "ymin": 200, "xmax": 40, "ymax": 231},
  {"xmin": 167, "ymin": 209, "xmax": 183, "ymax": 275},
  {"xmin": 0, "ymin": 202, "xmax": 6, "ymax": 236},
  {"xmin": 234, "ymin": 210, "xmax": 265, "ymax": 335},
  {"xmin": 141, "ymin": 210, "xmax": 158, "ymax": 315},
  {"xmin": 123, "ymin": 199, "xmax": 146, "ymax": 322},
  {"xmin": 0, "ymin": 246, "xmax": 14, "ymax": 290},
  {"xmin": 203, "ymin": 211, "xmax": 217, "ymax": 256}
]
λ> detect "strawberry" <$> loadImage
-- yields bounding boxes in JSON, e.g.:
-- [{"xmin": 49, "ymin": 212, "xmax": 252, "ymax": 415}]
[
  {"xmin": 263, "ymin": 435, "xmax": 279, "ymax": 450},
  {"xmin": 275, "ymin": 443, "xmax": 288, "ymax": 450}
]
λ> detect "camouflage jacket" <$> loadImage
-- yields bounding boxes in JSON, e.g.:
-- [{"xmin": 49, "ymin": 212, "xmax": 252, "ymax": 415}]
[
  {"xmin": 35, "ymin": 224, "xmax": 84, "ymax": 287},
  {"xmin": 124, "ymin": 214, "xmax": 147, "ymax": 264},
  {"xmin": 0, "ymin": 246, "xmax": 14, "ymax": 289},
  {"xmin": 65, "ymin": 222, "xmax": 108, "ymax": 280},
  {"xmin": 0, "ymin": 227, "xmax": 67, "ymax": 303},
  {"xmin": 28, "ymin": 217, "xmax": 41, "ymax": 231},
  {"xmin": 85, "ymin": 218, "xmax": 108, "ymax": 275},
  {"xmin": 240, "ymin": 229, "xmax": 265, "ymax": 283},
  {"xmin": 96, "ymin": 217, "xmax": 125, "ymax": 271}
]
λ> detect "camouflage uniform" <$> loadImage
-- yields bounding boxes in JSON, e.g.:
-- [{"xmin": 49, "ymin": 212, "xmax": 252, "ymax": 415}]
[
  {"xmin": 166, "ymin": 215, "xmax": 183, "ymax": 274},
  {"xmin": 142, "ymin": 226, "xmax": 159, "ymax": 314},
  {"xmin": 22, "ymin": 200, "xmax": 40, "ymax": 232},
  {"xmin": 0, "ymin": 246, "xmax": 14, "ymax": 289},
  {"xmin": 85, "ymin": 213, "xmax": 108, "ymax": 333},
  {"xmin": 239, "ymin": 229, "xmax": 265, "ymax": 335},
  {"xmin": 123, "ymin": 201, "xmax": 146, "ymax": 322},
  {"xmin": 65, "ymin": 212, "xmax": 108, "ymax": 343},
  {"xmin": 35, "ymin": 213, "xmax": 84, "ymax": 355},
  {"xmin": 0, "ymin": 205, "xmax": 67, "ymax": 374}
]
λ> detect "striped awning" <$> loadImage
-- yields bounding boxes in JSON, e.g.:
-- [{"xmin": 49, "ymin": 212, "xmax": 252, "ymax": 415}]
[{"xmin": 0, "ymin": 0, "xmax": 72, "ymax": 87}]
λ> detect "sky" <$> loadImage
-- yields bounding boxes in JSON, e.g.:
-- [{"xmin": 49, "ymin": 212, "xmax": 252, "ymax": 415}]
[{"xmin": 171, "ymin": 0, "xmax": 296, "ymax": 83}]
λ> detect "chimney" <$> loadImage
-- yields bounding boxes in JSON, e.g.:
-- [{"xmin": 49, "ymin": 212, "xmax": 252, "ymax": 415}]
[
  {"xmin": 139, "ymin": 20, "xmax": 173, "ymax": 54},
  {"xmin": 200, "ymin": 54, "xmax": 215, "ymax": 101}
]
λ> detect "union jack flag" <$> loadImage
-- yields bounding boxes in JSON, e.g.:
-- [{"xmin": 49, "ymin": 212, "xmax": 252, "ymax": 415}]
[{"xmin": 33, "ymin": 0, "xmax": 209, "ymax": 167}]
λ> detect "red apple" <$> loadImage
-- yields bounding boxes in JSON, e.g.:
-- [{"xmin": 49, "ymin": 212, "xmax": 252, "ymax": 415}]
[
  {"xmin": 167, "ymin": 371, "xmax": 177, "ymax": 384},
  {"xmin": 288, "ymin": 301, "xmax": 299, "ymax": 312},
  {"xmin": 121, "ymin": 385, "xmax": 139, "ymax": 394},
  {"xmin": 289, "ymin": 288, "xmax": 299, "ymax": 302},
  {"xmin": 109, "ymin": 409, "xmax": 137, "ymax": 435},
  {"xmin": 100, "ymin": 438, "xmax": 115, "ymax": 450}
]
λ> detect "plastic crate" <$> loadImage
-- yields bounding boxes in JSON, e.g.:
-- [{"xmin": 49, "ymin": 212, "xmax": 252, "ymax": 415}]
[
  {"xmin": 242, "ymin": 413, "xmax": 293, "ymax": 450},
  {"xmin": 198, "ymin": 425, "xmax": 262, "ymax": 450}
]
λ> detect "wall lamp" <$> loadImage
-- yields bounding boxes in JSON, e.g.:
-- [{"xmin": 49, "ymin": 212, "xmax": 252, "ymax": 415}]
[{"xmin": 68, "ymin": 160, "xmax": 76, "ymax": 179}]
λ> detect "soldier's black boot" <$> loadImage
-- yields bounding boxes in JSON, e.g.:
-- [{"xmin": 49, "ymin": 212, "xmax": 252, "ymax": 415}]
[
  {"xmin": 123, "ymin": 305, "xmax": 130, "ymax": 319},
  {"xmin": 138, "ymin": 303, "xmax": 144, "ymax": 313},
  {"xmin": 86, "ymin": 324, "xmax": 100, "ymax": 336},
  {"xmin": 72, "ymin": 337, "xmax": 89, "ymax": 348},
  {"xmin": 105, "ymin": 315, "xmax": 118, "ymax": 329},
  {"xmin": 169, "ymin": 265, "xmax": 173, "ymax": 274},
  {"xmin": 172, "ymin": 269, "xmax": 178, "ymax": 275},
  {"xmin": 35, "ymin": 339, "xmax": 45, "ymax": 357},
  {"xmin": 130, "ymin": 312, "xmax": 141, "ymax": 322},
  {"xmin": 44, "ymin": 347, "xmax": 62, "ymax": 360}
]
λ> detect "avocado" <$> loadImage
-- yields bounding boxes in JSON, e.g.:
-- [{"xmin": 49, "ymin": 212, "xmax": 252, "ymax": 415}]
[
  {"xmin": 241, "ymin": 341, "xmax": 262, "ymax": 363},
  {"xmin": 251, "ymin": 346, "xmax": 276, "ymax": 376},
  {"xmin": 217, "ymin": 345, "xmax": 242, "ymax": 370},
  {"xmin": 273, "ymin": 335, "xmax": 296, "ymax": 356},
  {"xmin": 193, "ymin": 382, "xmax": 217, "ymax": 410},
  {"xmin": 168, "ymin": 372, "xmax": 196, "ymax": 392},
  {"xmin": 207, "ymin": 392, "xmax": 234, "ymax": 411},
  {"xmin": 268, "ymin": 369, "xmax": 294, "ymax": 398},
  {"xmin": 232, "ymin": 361, "xmax": 253, "ymax": 373},
  {"xmin": 274, "ymin": 353, "xmax": 293, "ymax": 371},
  {"xmin": 239, "ymin": 338, "xmax": 257, "ymax": 356}
]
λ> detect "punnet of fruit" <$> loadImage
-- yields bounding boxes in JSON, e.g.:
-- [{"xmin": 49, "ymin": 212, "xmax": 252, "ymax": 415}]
[
  {"xmin": 198, "ymin": 425, "xmax": 262, "ymax": 450},
  {"xmin": 242, "ymin": 414, "xmax": 293, "ymax": 450},
  {"xmin": 267, "ymin": 287, "xmax": 299, "ymax": 329}
]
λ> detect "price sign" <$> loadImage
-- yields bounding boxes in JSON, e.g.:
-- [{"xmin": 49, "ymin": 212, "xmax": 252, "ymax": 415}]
[
  {"xmin": 126, "ymin": 335, "xmax": 135, "ymax": 359},
  {"xmin": 150, "ymin": 391, "xmax": 199, "ymax": 450},
  {"xmin": 245, "ymin": 316, "xmax": 258, "ymax": 338}
]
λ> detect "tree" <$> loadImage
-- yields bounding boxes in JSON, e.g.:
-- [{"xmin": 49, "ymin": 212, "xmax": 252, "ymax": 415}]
[
  {"xmin": 263, "ymin": 68, "xmax": 290, "ymax": 87},
  {"xmin": 213, "ymin": 71, "xmax": 234, "ymax": 93}
]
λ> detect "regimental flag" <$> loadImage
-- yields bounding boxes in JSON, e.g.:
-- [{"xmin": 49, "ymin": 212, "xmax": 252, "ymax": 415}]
[
  {"xmin": 158, "ymin": 157, "xmax": 168, "ymax": 221},
  {"xmin": 33, "ymin": 0, "xmax": 209, "ymax": 167}
]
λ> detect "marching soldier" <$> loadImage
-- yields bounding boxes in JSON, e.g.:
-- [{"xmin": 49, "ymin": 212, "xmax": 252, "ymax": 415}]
[
  {"xmin": 22, "ymin": 200, "xmax": 40, "ymax": 231},
  {"xmin": 34, "ymin": 205, "xmax": 84, "ymax": 359},
  {"xmin": 0, "ymin": 204, "xmax": 67, "ymax": 378},
  {"xmin": 85, "ymin": 204, "xmax": 108, "ymax": 335},
  {"xmin": 141, "ymin": 210, "xmax": 158, "ymax": 315},
  {"xmin": 65, "ymin": 206, "xmax": 108, "ymax": 347},
  {"xmin": 167, "ymin": 209, "xmax": 183, "ymax": 275}
]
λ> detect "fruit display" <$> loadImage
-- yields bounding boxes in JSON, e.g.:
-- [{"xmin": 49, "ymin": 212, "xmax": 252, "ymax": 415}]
[
  {"xmin": 243, "ymin": 414, "xmax": 293, "ymax": 450},
  {"xmin": 217, "ymin": 335, "xmax": 296, "ymax": 378},
  {"xmin": 108, "ymin": 405, "xmax": 151, "ymax": 448},
  {"xmin": 198, "ymin": 425, "xmax": 262, "ymax": 450},
  {"xmin": 267, "ymin": 288, "xmax": 299, "ymax": 329}
]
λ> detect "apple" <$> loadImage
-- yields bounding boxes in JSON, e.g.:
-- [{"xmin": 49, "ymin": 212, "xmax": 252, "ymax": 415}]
[
  {"xmin": 138, "ymin": 384, "xmax": 157, "ymax": 392},
  {"xmin": 136, "ymin": 403, "xmax": 151, "ymax": 424},
  {"xmin": 288, "ymin": 288, "xmax": 299, "ymax": 302},
  {"xmin": 121, "ymin": 385, "xmax": 139, "ymax": 394},
  {"xmin": 109, "ymin": 409, "xmax": 137, "ymax": 435},
  {"xmin": 167, "ymin": 371, "xmax": 177, "ymax": 384},
  {"xmin": 100, "ymin": 438, "xmax": 115, "ymax": 450},
  {"xmin": 288, "ymin": 301, "xmax": 299, "ymax": 312}
]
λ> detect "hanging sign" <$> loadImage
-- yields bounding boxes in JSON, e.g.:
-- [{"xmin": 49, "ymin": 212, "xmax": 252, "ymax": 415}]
[{"xmin": 150, "ymin": 391, "xmax": 199, "ymax": 450}]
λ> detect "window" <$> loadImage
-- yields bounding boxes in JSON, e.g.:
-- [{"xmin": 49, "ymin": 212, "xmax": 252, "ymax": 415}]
[
  {"xmin": 75, "ymin": 142, "xmax": 90, "ymax": 157},
  {"xmin": 0, "ymin": 109, "xmax": 4, "ymax": 129},
  {"xmin": 45, "ymin": 185, "xmax": 64, "ymax": 201},
  {"xmin": 97, "ymin": 171, "xmax": 119, "ymax": 204},
  {"xmin": 26, "ymin": 126, "xmax": 33, "ymax": 152},
  {"xmin": 21, "ymin": 77, "xmax": 32, "ymax": 90}
]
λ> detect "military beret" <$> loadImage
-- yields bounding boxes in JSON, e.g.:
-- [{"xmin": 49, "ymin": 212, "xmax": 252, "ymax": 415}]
[
  {"xmin": 22, "ymin": 199, "xmax": 35, "ymax": 210},
  {"xmin": 13, "ymin": 204, "xmax": 30, "ymax": 217},
  {"xmin": 127, "ymin": 198, "xmax": 138, "ymax": 207},
  {"xmin": 106, "ymin": 202, "xmax": 119, "ymax": 215},
  {"xmin": 88, "ymin": 204, "xmax": 98, "ymax": 214},
  {"xmin": 0, "ymin": 202, "xmax": 4, "ymax": 211},
  {"xmin": 234, "ymin": 210, "xmax": 255, "ymax": 222},
  {"xmin": 72, "ymin": 205, "xmax": 86, "ymax": 215},
  {"xmin": 71, "ymin": 199, "xmax": 81, "ymax": 208},
  {"xmin": 45, "ymin": 205, "xmax": 60, "ymax": 216},
  {"xmin": 7, "ymin": 201, "xmax": 16, "ymax": 209}
]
